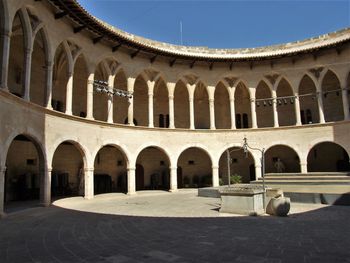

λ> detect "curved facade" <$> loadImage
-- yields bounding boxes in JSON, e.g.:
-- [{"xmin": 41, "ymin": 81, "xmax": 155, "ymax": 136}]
[{"xmin": 1, "ymin": 0, "xmax": 350, "ymax": 215}]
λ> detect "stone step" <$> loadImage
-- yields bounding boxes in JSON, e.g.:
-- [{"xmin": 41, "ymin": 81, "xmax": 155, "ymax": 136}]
[
  {"xmin": 265, "ymin": 172, "xmax": 350, "ymax": 177},
  {"xmin": 257, "ymin": 176, "xmax": 350, "ymax": 181},
  {"xmin": 251, "ymin": 180, "xmax": 350, "ymax": 185}
]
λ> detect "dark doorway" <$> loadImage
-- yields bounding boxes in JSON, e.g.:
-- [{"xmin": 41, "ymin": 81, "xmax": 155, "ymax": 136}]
[
  {"xmin": 177, "ymin": 166, "xmax": 183, "ymax": 188},
  {"xmin": 136, "ymin": 164, "xmax": 144, "ymax": 190}
]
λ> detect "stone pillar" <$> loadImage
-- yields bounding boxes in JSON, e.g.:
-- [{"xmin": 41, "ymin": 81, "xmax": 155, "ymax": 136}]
[
  {"xmin": 167, "ymin": 82, "xmax": 175, "ymax": 129},
  {"xmin": 230, "ymin": 98, "xmax": 236, "ymax": 129},
  {"xmin": 45, "ymin": 61, "xmax": 53, "ymax": 109},
  {"xmin": 294, "ymin": 95, "xmax": 302, "ymax": 126},
  {"xmin": 65, "ymin": 72, "xmax": 73, "ymax": 115},
  {"xmin": 127, "ymin": 167, "xmax": 136, "ymax": 195},
  {"xmin": 86, "ymin": 73, "xmax": 94, "ymax": 119},
  {"xmin": 23, "ymin": 47, "xmax": 33, "ymax": 101},
  {"xmin": 317, "ymin": 90, "xmax": 326, "ymax": 123},
  {"xmin": 107, "ymin": 75, "xmax": 114, "ymax": 123},
  {"xmin": 212, "ymin": 166, "xmax": 219, "ymax": 187},
  {"xmin": 272, "ymin": 91, "xmax": 279, "ymax": 127},
  {"xmin": 300, "ymin": 162, "xmax": 308, "ymax": 174},
  {"xmin": 40, "ymin": 167, "xmax": 51, "ymax": 207},
  {"xmin": 342, "ymin": 85, "xmax": 350, "ymax": 121},
  {"xmin": 0, "ymin": 166, "xmax": 6, "ymax": 218},
  {"xmin": 189, "ymin": 96, "xmax": 195, "ymax": 129},
  {"xmin": 255, "ymin": 163, "xmax": 262, "ymax": 179},
  {"xmin": 84, "ymin": 167, "xmax": 94, "ymax": 199},
  {"xmin": 147, "ymin": 80, "xmax": 155, "ymax": 128},
  {"xmin": 250, "ymin": 97, "xmax": 257, "ymax": 128},
  {"xmin": 169, "ymin": 166, "xmax": 178, "ymax": 192},
  {"xmin": 209, "ymin": 98, "xmax": 216, "ymax": 130},
  {"xmin": 0, "ymin": 31, "xmax": 11, "ymax": 91},
  {"xmin": 127, "ymin": 77, "xmax": 135, "ymax": 126}
]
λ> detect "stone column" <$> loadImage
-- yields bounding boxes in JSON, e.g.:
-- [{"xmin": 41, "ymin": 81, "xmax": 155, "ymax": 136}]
[
  {"xmin": 84, "ymin": 167, "xmax": 94, "ymax": 199},
  {"xmin": 65, "ymin": 72, "xmax": 73, "ymax": 115},
  {"xmin": 317, "ymin": 89, "xmax": 326, "ymax": 123},
  {"xmin": 167, "ymin": 82, "xmax": 176, "ymax": 129},
  {"xmin": 272, "ymin": 90, "xmax": 279, "ymax": 127},
  {"xmin": 40, "ymin": 167, "xmax": 51, "ymax": 207},
  {"xmin": 189, "ymin": 95, "xmax": 195, "ymax": 129},
  {"xmin": 0, "ymin": 166, "xmax": 6, "ymax": 218},
  {"xmin": 250, "ymin": 97, "xmax": 257, "ymax": 128},
  {"xmin": 300, "ymin": 162, "xmax": 308, "ymax": 174},
  {"xmin": 107, "ymin": 75, "xmax": 114, "ymax": 123},
  {"xmin": 86, "ymin": 73, "xmax": 94, "ymax": 119},
  {"xmin": 127, "ymin": 77, "xmax": 135, "ymax": 126},
  {"xmin": 255, "ymin": 163, "xmax": 262, "ymax": 179},
  {"xmin": 209, "ymin": 98, "xmax": 216, "ymax": 130},
  {"xmin": 230, "ymin": 98, "xmax": 236, "ymax": 129},
  {"xmin": 0, "ymin": 30, "xmax": 11, "ymax": 91},
  {"xmin": 294, "ymin": 94, "xmax": 302, "ymax": 126},
  {"xmin": 127, "ymin": 167, "xmax": 136, "ymax": 195},
  {"xmin": 147, "ymin": 80, "xmax": 155, "ymax": 128},
  {"xmin": 342, "ymin": 85, "xmax": 350, "ymax": 121},
  {"xmin": 45, "ymin": 61, "xmax": 53, "ymax": 109},
  {"xmin": 212, "ymin": 166, "xmax": 219, "ymax": 187},
  {"xmin": 169, "ymin": 166, "xmax": 178, "ymax": 192},
  {"xmin": 23, "ymin": 47, "xmax": 33, "ymax": 101}
]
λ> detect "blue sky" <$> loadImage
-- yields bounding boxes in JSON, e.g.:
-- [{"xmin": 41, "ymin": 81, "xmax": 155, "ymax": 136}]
[{"xmin": 77, "ymin": 0, "xmax": 350, "ymax": 48}]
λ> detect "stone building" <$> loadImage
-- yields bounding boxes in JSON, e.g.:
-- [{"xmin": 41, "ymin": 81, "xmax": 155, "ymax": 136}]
[{"xmin": 0, "ymin": 0, "xmax": 349, "ymax": 216}]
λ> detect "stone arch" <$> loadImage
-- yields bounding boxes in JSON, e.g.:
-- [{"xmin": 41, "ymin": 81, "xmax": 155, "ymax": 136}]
[
  {"xmin": 307, "ymin": 141, "xmax": 350, "ymax": 172},
  {"xmin": 51, "ymin": 140, "xmax": 87, "ymax": 198},
  {"xmin": 174, "ymin": 79, "xmax": 190, "ymax": 128},
  {"xmin": 194, "ymin": 81, "xmax": 209, "ymax": 129},
  {"xmin": 4, "ymin": 133, "xmax": 46, "ymax": 206},
  {"xmin": 93, "ymin": 144, "xmax": 129, "ymax": 194},
  {"xmin": 298, "ymin": 74, "xmax": 319, "ymax": 124},
  {"xmin": 177, "ymin": 146, "xmax": 213, "ymax": 188},
  {"xmin": 234, "ymin": 81, "xmax": 251, "ymax": 128},
  {"xmin": 265, "ymin": 144, "xmax": 301, "ymax": 173},
  {"xmin": 154, "ymin": 77, "xmax": 169, "ymax": 128},
  {"xmin": 133, "ymin": 72, "xmax": 148, "ymax": 126},
  {"xmin": 214, "ymin": 81, "xmax": 230, "ymax": 129},
  {"xmin": 275, "ymin": 77, "xmax": 296, "ymax": 126},
  {"xmin": 135, "ymin": 145, "xmax": 172, "ymax": 191},
  {"xmin": 219, "ymin": 146, "xmax": 256, "ymax": 184},
  {"xmin": 321, "ymin": 69, "xmax": 344, "ymax": 122},
  {"xmin": 256, "ymin": 80, "xmax": 274, "ymax": 128},
  {"xmin": 113, "ymin": 68, "xmax": 128, "ymax": 124}
]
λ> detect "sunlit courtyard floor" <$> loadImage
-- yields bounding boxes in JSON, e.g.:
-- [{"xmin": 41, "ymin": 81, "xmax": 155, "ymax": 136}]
[{"xmin": 1, "ymin": 189, "xmax": 350, "ymax": 263}]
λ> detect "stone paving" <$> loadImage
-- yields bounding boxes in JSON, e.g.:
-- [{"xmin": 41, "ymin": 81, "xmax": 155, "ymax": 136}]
[{"xmin": 0, "ymin": 190, "xmax": 350, "ymax": 263}]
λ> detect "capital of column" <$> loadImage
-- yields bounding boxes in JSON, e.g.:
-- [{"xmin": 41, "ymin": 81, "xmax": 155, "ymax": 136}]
[
  {"xmin": 0, "ymin": 166, "xmax": 7, "ymax": 173},
  {"xmin": 169, "ymin": 95, "xmax": 174, "ymax": 100},
  {"xmin": 1, "ymin": 29, "xmax": 12, "ymax": 38},
  {"xmin": 127, "ymin": 167, "xmax": 136, "ymax": 172},
  {"xmin": 212, "ymin": 166, "xmax": 219, "ymax": 170},
  {"xmin": 209, "ymin": 98, "xmax": 214, "ymax": 104},
  {"xmin": 189, "ymin": 97, "xmax": 194, "ymax": 102},
  {"xmin": 170, "ymin": 166, "xmax": 177, "ymax": 171},
  {"xmin": 148, "ymin": 92, "xmax": 153, "ymax": 97},
  {"xmin": 25, "ymin": 47, "xmax": 33, "ymax": 55},
  {"xmin": 84, "ymin": 167, "xmax": 94, "ymax": 172}
]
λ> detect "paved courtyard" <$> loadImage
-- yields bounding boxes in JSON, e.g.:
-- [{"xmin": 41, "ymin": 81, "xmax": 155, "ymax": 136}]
[{"xmin": 0, "ymin": 190, "xmax": 350, "ymax": 263}]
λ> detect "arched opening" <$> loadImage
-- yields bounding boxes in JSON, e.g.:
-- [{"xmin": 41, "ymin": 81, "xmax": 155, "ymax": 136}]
[
  {"xmin": 347, "ymin": 72, "xmax": 350, "ymax": 116},
  {"xmin": 51, "ymin": 141, "xmax": 85, "ymax": 198},
  {"xmin": 265, "ymin": 145, "xmax": 300, "ymax": 173},
  {"xmin": 307, "ymin": 142, "xmax": 350, "ymax": 172},
  {"xmin": 133, "ymin": 74, "xmax": 148, "ymax": 126},
  {"xmin": 276, "ymin": 78, "xmax": 296, "ymax": 126},
  {"xmin": 194, "ymin": 82, "xmax": 209, "ymax": 129},
  {"xmin": 154, "ymin": 78, "xmax": 169, "ymax": 128},
  {"xmin": 256, "ymin": 81, "xmax": 273, "ymax": 128},
  {"xmin": 214, "ymin": 82, "xmax": 230, "ymax": 129},
  {"xmin": 93, "ymin": 61, "xmax": 109, "ymax": 121},
  {"xmin": 234, "ymin": 82, "xmax": 251, "ymax": 128},
  {"xmin": 4, "ymin": 135, "xmax": 45, "ymax": 209},
  {"xmin": 72, "ymin": 54, "xmax": 88, "ymax": 117},
  {"xmin": 322, "ymin": 70, "xmax": 344, "ymax": 122},
  {"xmin": 299, "ymin": 75, "xmax": 319, "ymax": 124},
  {"xmin": 135, "ymin": 147, "xmax": 170, "ymax": 191},
  {"xmin": 94, "ymin": 145, "xmax": 128, "ymax": 194},
  {"xmin": 174, "ymin": 80, "xmax": 190, "ymax": 128},
  {"xmin": 177, "ymin": 147, "xmax": 212, "ymax": 188},
  {"xmin": 8, "ymin": 12, "xmax": 25, "ymax": 97},
  {"xmin": 113, "ymin": 70, "xmax": 128, "ymax": 124},
  {"xmin": 52, "ymin": 43, "xmax": 68, "ymax": 112},
  {"xmin": 30, "ymin": 29, "xmax": 47, "ymax": 106},
  {"xmin": 219, "ymin": 147, "xmax": 255, "ymax": 184}
]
